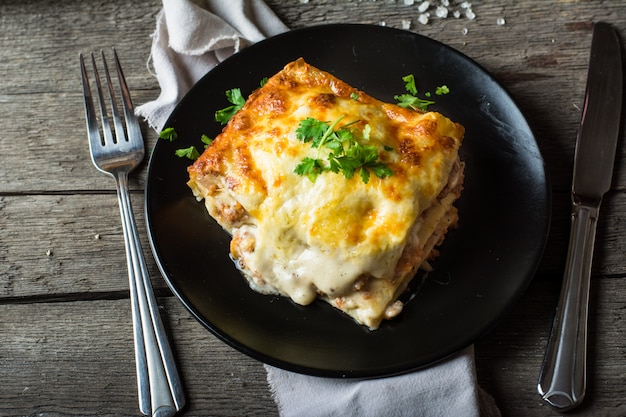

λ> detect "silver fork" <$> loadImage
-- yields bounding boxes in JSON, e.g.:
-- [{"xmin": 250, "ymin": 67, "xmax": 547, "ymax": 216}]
[{"xmin": 80, "ymin": 49, "xmax": 185, "ymax": 417}]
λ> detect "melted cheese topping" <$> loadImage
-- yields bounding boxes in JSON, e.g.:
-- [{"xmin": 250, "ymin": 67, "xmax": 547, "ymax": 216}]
[{"xmin": 188, "ymin": 58, "xmax": 464, "ymax": 328}]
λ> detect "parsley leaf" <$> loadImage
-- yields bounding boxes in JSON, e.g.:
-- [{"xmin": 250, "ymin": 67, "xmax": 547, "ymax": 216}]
[
  {"xmin": 159, "ymin": 127, "xmax": 177, "ymax": 141},
  {"xmin": 214, "ymin": 78, "xmax": 270, "ymax": 125},
  {"xmin": 332, "ymin": 155, "xmax": 361, "ymax": 179},
  {"xmin": 402, "ymin": 74, "xmax": 418, "ymax": 95},
  {"xmin": 296, "ymin": 117, "xmax": 330, "ymax": 146},
  {"xmin": 294, "ymin": 157, "xmax": 324, "ymax": 182},
  {"xmin": 294, "ymin": 116, "xmax": 393, "ymax": 183},
  {"xmin": 394, "ymin": 93, "xmax": 435, "ymax": 112},
  {"xmin": 368, "ymin": 162, "xmax": 394, "ymax": 179},
  {"xmin": 396, "ymin": 75, "xmax": 450, "ymax": 111},
  {"xmin": 436, "ymin": 85, "xmax": 450, "ymax": 95},
  {"xmin": 158, "ymin": 127, "xmax": 211, "ymax": 160},
  {"xmin": 175, "ymin": 146, "xmax": 200, "ymax": 160},
  {"xmin": 215, "ymin": 88, "xmax": 246, "ymax": 125},
  {"xmin": 175, "ymin": 134, "xmax": 211, "ymax": 160},
  {"xmin": 362, "ymin": 123, "xmax": 371, "ymax": 140},
  {"xmin": 200, "ymin": 134, "xmax": 213, "ymax": 148}
]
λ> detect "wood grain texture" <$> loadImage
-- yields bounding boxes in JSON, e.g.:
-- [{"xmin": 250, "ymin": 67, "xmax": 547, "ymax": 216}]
[
  {"xmin": 1, "ymin": 0, "xmax": 625, "ymax": 416},
  {"xmin": 477, "ymin": 278, "xmax": 626, "ymax": 417},
  {"xmin": 0, "ymin": 299, "xmax": 276, "ymax": 416},
  {"xmin": 0, "ymin": 194, "xmax": 167, "ymax": 299}
]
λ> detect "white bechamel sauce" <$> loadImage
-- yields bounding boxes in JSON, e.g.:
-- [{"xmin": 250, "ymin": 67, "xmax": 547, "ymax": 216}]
[{"xmin": 237, "ymin": 217, "xmax": 404, "ymax": 306}]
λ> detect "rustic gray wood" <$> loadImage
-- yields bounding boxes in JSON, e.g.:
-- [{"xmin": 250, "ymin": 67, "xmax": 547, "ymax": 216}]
[
  {"xmin": 1, "ymin": 0, "xmax": 625, "ymax": 416},
  {"xmin": 0, "ymin": 299, "xmax": 276, "ymax": 416}
]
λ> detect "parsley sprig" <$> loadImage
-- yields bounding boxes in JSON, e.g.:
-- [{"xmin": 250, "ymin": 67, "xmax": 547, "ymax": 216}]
[
  {"xmin": 158, "ymin": 128, "xmax": 213, "ymax": 161},
  {"xmin": 159, "ymin": 127, "xmax": 177, "ymax": 142},
  {"xmin": 214, "ymin": 78, "xmax": 268, "ymax": 125},
  {"xmin": 394, "ymin": 74, "xmax": 449, "ymax": 111},
  {"xmin": 294, "ymin": 116, "xmax": 394, "ymax": 183},
  {"xmin": 160, "ymin": 79, "xmax": 267, "ymax": 160},
  {"xmin": 215, "ymin": 88, "xmax": 246, "ymax": 125}
]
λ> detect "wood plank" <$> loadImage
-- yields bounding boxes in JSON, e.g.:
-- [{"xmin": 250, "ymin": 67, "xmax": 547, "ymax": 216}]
[
  {"xmin": 0, "ymin": 0, "xmax": 160, "ymax": 193},
  {"xmin": 0, "ymin": 91, "xmax": 158, "ymax": 193},
  {"xmin": 0, "ymin": 0, "xmax": 160, "ymax": 95},
  {"xmin": 0, "ymin": 298, "xmax": 277, "ymax": 416},
  {"xmin": 476, "ymin": 277, "xmax": 626, "ymax": 417},
  {"xmin": 0, "ymin": 193, "xmax": 167, "ymax": 298},
  {"xmin": 0, "ymin": 279, "xmax": 624, "ymax": 416}
]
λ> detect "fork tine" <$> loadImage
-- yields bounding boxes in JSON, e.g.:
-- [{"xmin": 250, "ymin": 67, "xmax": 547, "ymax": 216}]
[
  {"xmin": 89, "ymin": 52, "xmax": 116, "ymax": 146},
  {"xmin": 100, "ymin": 49, "xmax": 127, "ymax": 144},
  {"xmin": 79, "ymin": 53, "xmax": 104, "ymax": 148},
  {"xmin": 112, "ymin": 48, "xmax": 144, "ymax": 148}
]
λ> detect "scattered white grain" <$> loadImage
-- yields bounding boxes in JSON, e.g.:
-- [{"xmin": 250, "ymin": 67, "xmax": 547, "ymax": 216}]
[
  {"xmin": 298, "ymin": 0, "xmax": 309, "ymax": 3},
  {"xmin": 435, "ymin": 5, "xmax": 448, "ymax": 18},
  {"xmin": 462, "ymin": 27, "xmax": 468, "ymax": 35},
  {"xmin": 496, "ymin": 17, "xmax": 506, "ymax": 26},
  {"xmin": 46, "ymin": 250, "xmax": 52, "ymax": 256},
  {"xmin": 346, "ymin": 0, "xmax": 479, "ymax": 25},
  {"xmin": 94, "ymin": 233, "xmax": 101, "ymax": 240}
]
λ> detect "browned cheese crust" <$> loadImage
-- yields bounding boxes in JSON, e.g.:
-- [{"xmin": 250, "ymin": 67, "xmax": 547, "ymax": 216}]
[{"xmin": 188, "ymin": 58, "xmax": 465, "ymax": 329}]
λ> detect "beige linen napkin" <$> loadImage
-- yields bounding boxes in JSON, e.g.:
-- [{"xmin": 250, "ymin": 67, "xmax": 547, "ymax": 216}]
[
  {"xmin": 137, "ymin": 1, "xmax": 501, "ymax": 416},
  {"xmin": 136, "ymin": 0, "xmax": 288, "ymax": 130},
  {"xmin": 266, "ymin": 345, "xmax": 500, "ymax": 417}
]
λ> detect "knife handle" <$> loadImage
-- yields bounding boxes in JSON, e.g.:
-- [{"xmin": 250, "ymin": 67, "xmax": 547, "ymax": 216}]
[{"xmin": 537, "ymin": 202, "xmax": 599, "ymax": 411}]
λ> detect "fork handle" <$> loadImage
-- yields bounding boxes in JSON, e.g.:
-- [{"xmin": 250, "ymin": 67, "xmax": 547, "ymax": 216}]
[{"xmin": 115, "ymin": 171, "xmax": 185, "ymax": 416}]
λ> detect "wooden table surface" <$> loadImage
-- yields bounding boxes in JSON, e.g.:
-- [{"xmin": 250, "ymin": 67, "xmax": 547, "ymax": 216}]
[{"xmin": 1, "ymin": 1, "xmax": 625, "ymax": 416}]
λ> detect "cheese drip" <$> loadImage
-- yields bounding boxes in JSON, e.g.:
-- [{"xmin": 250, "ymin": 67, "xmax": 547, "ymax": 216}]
[{"xmin": 232, "ymin": 172, "xmax": 416, "ymax": 305}]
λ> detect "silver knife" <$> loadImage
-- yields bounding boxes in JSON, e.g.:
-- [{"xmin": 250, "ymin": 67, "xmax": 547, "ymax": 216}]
[{"xmin": 537, "ymin": 21, "xmax": 623, "ymax": 411}]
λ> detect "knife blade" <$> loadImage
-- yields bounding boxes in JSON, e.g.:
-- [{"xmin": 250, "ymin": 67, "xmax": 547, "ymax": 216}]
[{"xmin": 537, "ymin": 21, "xmax": 623, "ymax": 411}]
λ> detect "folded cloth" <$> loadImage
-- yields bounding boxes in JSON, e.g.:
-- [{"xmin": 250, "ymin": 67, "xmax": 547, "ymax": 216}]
[
  {"xmin": 137, "ymin": 2, "xmax": 501, "ymax": 416},
  {"xmin": 136, "ymin": 0, "xmax": 288, "ymax": 131},
  {"xmin": 266, "ymin": 346, "xmax": 500, "ymax": 417}
]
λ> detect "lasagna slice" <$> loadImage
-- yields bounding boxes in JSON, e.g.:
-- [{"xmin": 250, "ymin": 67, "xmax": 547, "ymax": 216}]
[{"xmin": 187, "ymin": 58, "xmax": 464, "ymax": 330}]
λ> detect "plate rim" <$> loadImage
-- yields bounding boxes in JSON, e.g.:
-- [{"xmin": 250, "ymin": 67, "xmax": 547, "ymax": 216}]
[{"xmin": 144, "ymin": 23, "xmax": 552, "ymax": 378}]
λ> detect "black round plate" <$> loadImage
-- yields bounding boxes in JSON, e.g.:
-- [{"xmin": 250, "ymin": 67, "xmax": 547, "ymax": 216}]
[{"xmin": 145, "ymin": 24, "xmax": 551, "ymax": 378}]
